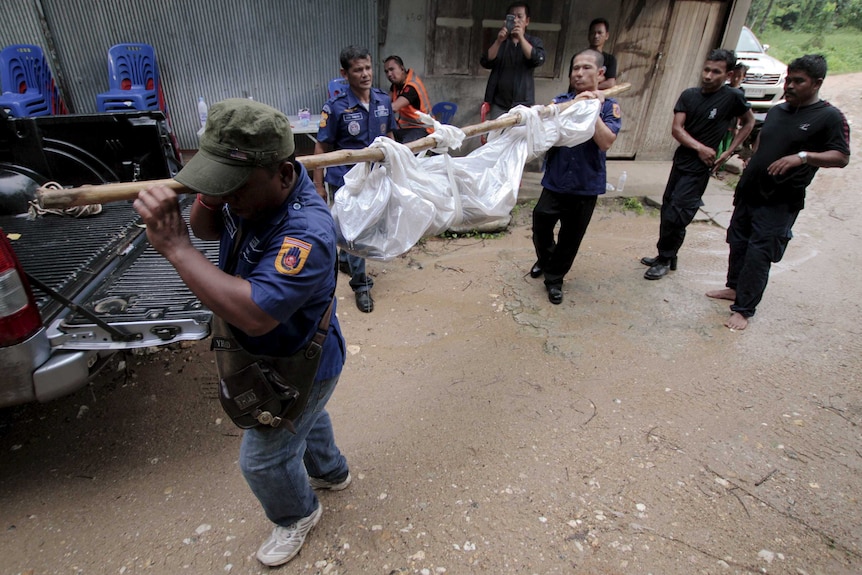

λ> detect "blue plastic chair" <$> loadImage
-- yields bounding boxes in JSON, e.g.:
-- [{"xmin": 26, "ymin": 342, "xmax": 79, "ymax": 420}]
[
  {"xmin": 95, "ymin": 43, "xmax": 160, "ymax": 112},
  {"xmin": 432, "ymin": 101, "xmax": 458, "ymax": 124},
  {"xmin": 0, "ymin": 44, "xmax": 61, "ymax": 117},
  {"xmin": 327, "ymin": 77, "xmax": 348, "ymax": 100}
]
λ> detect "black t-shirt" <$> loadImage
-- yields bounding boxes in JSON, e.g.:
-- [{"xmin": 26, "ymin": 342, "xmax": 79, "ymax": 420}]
[
  {"xmin": 393, "ymin": 84, "xmax": 421, "ymax": 109},
  {"xmin": 736, "ymin": 100, "xmax": 850, "ymax": 210},
  {"xmin": 602, "ymin": 51, "xmax": 617, "ymax": 79},
  {"xmin": 672, "ymin": 85, "xmax": 750, "ymax": 173}
]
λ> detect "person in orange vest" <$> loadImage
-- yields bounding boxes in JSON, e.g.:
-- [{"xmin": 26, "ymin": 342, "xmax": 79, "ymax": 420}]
[{"xmin": 383, "ymin": 55, "xmax": 433, "ymax": 143}]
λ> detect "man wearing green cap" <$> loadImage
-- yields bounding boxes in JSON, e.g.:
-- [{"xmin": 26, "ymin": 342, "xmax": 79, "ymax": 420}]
[{"xmin": 134, "ymin": 98, "xmax": 350, "ymax": 567}]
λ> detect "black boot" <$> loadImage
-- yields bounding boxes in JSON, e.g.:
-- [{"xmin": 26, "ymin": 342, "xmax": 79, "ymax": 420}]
[{"xmin": 643, "ymin": 256, "xmax": 677, "ymax": 280}]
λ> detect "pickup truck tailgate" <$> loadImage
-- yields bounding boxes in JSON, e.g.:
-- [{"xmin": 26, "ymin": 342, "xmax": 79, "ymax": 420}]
[{"xmin": 3, "ymin": 201, "xmax": 219, "ymax": 350}]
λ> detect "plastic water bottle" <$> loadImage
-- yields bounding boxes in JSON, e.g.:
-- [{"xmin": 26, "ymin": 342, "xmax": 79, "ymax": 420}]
[
  {"xmin": 617, "ymin": 170, "xmax": 627, "ymax": 194},
  {"xmin": 197, "ymin": 97, "xmax": 208, "ymax": 137},
  {"xmin": 298, "ymin": 108, "xmax": 310, "ymax": 127}
]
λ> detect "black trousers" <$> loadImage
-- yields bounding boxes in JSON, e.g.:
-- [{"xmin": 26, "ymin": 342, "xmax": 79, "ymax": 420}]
[
  {"xmin": 656, "ymin": 165, "xmax": 711, "ymax": 258},
  {"xmin": 725, "ymin": 201, "xmax": 798, "ymax": 318},
  {"xmin": 532, "ymin": 189, "xmax": 597, "ymax": 287}
]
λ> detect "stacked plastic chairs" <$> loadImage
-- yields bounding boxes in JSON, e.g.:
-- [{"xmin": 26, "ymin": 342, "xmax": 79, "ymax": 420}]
[
  {"xmin": 0, "ymin": 44, "xmax": 67, "ymax": 118},
  {"xmin": 327, "ymin": 77, "xmax": 348, "ymax": 100},
  {"xmin": 431, "ymin": 101, "xmax": 458, "ymax": 124},
  {"xmin": 95, "ymin": 43, "xmax": 163, "ymax": 112}
]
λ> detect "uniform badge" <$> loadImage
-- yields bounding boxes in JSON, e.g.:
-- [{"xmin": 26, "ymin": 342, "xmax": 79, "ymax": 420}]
[
  {"xmin": 380, "ymin": 123, "xmax": 388, "ymax": 134},
  {"xmin": 319, "ymin": 110, "xmax": 328, "ymax": 128},
  {"xmin": 275, "ymin": 237, "xmax": 312, "ymax": 275},
  {"xmin": 348, "ymin": 121, "xmax": 361, "ymax": 136},
  {"xmin": 612, "ymin": 103, "xmax": 621, "ymax": 118}
]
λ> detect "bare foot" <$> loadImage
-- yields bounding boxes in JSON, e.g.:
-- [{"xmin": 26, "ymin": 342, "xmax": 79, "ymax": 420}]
[
  {"xmin": 724, "ymin": 312, "xmax": 748, "ymax": 331},
  {"xmin": 706, "ymin": 288, "xmax": 736, "ymax": 301}
]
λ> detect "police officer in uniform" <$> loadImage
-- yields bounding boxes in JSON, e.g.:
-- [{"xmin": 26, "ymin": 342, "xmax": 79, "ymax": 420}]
[
  {"xmin": 134, "ymin": 99, "xmax": 350, "ymax": 567},
  {"xmin": 530, "ymin": 49, "xmax": 621, "ymax": 305},
  {"xmin": 314, "ymin": 45, "xmax": 397, "ymax": 313}
]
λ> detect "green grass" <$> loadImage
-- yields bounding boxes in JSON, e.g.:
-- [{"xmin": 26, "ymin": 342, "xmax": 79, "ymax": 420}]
[
  {"xmin": 754, "ymin": 28, "xmax": 862, "ymax": 74},
  {"xmin": 622, "ymin": 197, "xmax": 645, "ymax": 215}
]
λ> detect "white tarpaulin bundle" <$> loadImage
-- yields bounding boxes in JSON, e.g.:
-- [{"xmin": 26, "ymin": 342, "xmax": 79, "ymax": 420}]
[{"xmin": 332, "ymin": 98, "xmax": 602, "ymax": 260}]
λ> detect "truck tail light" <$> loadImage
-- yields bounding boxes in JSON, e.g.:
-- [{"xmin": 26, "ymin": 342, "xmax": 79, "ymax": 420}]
[{"xmin": 0, "ymin": 229, "xmax": 43, "ymax": 346}]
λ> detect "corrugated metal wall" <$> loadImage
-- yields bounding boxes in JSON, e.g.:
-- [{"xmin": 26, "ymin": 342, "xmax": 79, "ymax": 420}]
[{"xmin": 3, "ymin": 0, "xmax": 377, "ymax": 149}]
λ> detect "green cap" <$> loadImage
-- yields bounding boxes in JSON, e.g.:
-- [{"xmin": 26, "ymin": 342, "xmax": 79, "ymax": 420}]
[{"xmin": 175, "ymin": 98, "xmax": 295, "ymax": 197}]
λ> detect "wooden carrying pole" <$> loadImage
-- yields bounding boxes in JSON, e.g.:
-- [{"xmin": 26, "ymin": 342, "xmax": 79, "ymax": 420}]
[{"xmin": 37, "ymin": 83, "xmax": 630, "ymax": 209}]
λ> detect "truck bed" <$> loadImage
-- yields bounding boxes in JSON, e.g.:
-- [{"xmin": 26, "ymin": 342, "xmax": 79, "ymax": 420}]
[{"xmin": 2, "ymin": 201, "xmax": 218, "ymax": 349}]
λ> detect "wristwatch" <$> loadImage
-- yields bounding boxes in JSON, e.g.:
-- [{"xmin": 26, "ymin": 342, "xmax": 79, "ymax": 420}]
[{"xmin": 797, "ymin": 151, "xmax": 808, "ymax": 164}]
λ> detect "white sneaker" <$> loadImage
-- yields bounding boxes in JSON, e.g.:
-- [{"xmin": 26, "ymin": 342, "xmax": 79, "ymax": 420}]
[
  {"xmin": 255, "ymin": 504, "xmax": 323, "ymax": 566},
  {"xmin": 309, "ymin": 472, "xmax": 352, "ymax": 491}
]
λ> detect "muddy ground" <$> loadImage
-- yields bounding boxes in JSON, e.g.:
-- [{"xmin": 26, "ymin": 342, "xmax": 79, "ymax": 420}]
[{"xmin": 1, "ymin": 74, "xmax": 860, "ymax": 575}]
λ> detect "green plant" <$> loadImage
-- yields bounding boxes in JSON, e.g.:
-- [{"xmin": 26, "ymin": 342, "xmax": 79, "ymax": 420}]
[
  {"xmin": 440, "ymin": 229, "xmax": 506, "ymax": 240},
  {"xmin": 622, "ymin": 197, "xmax": 645, "ymax": 215},
  {"xmin": 754, "ymin": 28, "xmax": 862, "ymax": 74}
]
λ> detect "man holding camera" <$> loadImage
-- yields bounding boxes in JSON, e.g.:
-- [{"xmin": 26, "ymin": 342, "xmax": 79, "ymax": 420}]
[{"xmin": 481, "ymin": 2, "xmax": 546, "ymax": 119}]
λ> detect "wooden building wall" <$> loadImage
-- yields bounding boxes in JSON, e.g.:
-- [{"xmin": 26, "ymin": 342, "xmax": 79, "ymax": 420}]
[
  {"xmin": 389, "ymin": 0, "xmax": 736, "ymax": 160},
  {"xmin": 635, "ymin": 1, "xmax": 731, "ymax": 160}
]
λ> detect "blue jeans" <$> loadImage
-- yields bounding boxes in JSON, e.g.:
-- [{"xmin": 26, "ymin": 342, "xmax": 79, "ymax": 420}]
[
  {"xmin": 339, "ymin": 249, "xmax": 373, "ymax": 293},
  {"xmin": 239, "ymin": 374, "xmax": 349, "ymax": 526}
]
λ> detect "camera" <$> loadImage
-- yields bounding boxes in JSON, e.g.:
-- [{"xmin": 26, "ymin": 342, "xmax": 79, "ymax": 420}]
[{"xmin": 505, "ymin": 14, "xmax": 515, "ymax": 32}]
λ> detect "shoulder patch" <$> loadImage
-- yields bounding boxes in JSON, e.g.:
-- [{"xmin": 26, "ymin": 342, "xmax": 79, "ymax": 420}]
[
  {"xmin": 612, "ymin": 102, "xmax": 621, "ymax": 118},
  {"xmin": 319, "ymin": 110, "xmax": 328, "ymax": 128},
  {"xmin": 275, "ymin": 237, "xmax": 312, "ymax": 275}
]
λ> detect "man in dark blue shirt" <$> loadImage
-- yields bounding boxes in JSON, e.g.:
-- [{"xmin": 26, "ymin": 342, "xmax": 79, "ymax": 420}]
[
  {"xmin": 134, "ymin": 99, "xmax": 350, "ymax": 567},
  {"xmin": 530, "ymin": 49, "xmax": 622, "ymax": 305},
  {"xmin": 314, "ymin": 46, "xmax": 396, "ymax": 313},
  {"xmin": 641, "ymin": 49, "xmax": 754, "ymax": 280}
]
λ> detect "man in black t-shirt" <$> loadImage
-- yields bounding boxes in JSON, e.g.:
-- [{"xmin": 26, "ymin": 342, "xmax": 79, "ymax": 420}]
[
  {"xmin": 706, "ymin": 54, "xmax": 850, "ymax": 330},
  {"xmin": 587, "ymin": 17, "xmax": 617, "ymax": 90},
  {"xmin": 641, "ymin": 49, "xmax": 755, "ymax": 280}
]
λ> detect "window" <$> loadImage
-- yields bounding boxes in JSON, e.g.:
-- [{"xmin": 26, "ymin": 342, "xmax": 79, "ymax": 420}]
[{"xmin": 427, "ymin": 0, "xmax": 571, "ymax": 79}]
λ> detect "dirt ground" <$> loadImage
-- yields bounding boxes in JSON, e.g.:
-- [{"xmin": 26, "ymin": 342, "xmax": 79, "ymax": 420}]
[{"xmin": 1, "ymin": 74, "xmax": 860, "ymax": 575}]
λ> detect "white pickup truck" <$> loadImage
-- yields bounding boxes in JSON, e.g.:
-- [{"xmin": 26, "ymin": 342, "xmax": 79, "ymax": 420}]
[
  {"xmin": 0, "ymin": 110, "xmax": 216, "ymax": 408},
  {"xmin": 736, "ymin": 26, "xmax": 788, "ymax": 113}
]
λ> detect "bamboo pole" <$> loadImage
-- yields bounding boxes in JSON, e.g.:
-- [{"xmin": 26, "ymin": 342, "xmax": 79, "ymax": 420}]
[{"xmin": 37, "ymin": 83, "xmax": 630, "ymax": 209}]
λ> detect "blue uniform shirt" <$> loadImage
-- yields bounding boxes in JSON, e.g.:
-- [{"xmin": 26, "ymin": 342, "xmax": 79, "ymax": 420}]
[
  {"xmin": 217, "ymin": 163, "xmax": 346, "ymax": 380},
  {"xmin": 541, "ymin": 94, "xmax": 622, "ymax": 195},
  {"xmin": 317, "ymin": 87, "xmax": 396, "ymax": 187}
]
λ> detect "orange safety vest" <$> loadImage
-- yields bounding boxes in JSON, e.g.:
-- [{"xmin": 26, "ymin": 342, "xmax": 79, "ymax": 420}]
[{"xmin": 390, "ymin": 69, "xmax": 432, "ymax": 133}]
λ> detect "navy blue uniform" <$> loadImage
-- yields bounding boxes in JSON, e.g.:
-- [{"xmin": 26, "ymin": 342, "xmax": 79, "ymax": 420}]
[
  {"xmin": 222, "ymin": 163, "xmax": 350, "ymax": 530},
  {"xmin": 533, "ymin": 96, "xmax": 622, "ymax": 288},
  {"xmin": 217, "ymin": 163, "xmax": 345, "ymax": 378},
  {"xmin": 316, "ymin": 88, "xmax": 396, "ymax": 299},
  {"xmin": 317, "ymin": 88, "xmax": 396, "ymax": 188}
]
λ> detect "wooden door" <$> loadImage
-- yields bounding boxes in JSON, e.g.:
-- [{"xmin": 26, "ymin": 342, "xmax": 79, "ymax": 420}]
[
  {"xmin": 638, "ymin": 1, "xmax": 731, "ymax": 159},
  {"xmin": 608, "ymin": 0, "xmax": 675, "ymax": 158}
]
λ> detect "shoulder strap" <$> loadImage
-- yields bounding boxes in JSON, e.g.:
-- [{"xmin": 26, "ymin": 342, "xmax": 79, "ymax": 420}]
[{"xmin": 303, "ymin": 295, "xmax": 335, "ymax": 359}]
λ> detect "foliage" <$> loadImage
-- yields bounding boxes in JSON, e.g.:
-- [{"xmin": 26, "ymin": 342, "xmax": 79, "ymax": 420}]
[
  {"xmin": 748, "ymin": 0, "xmax": 862, "ymax": 33},
  {"xmin": 754, "ymin": 28, "xmax": 862, "ymax": 74},
  {"xmin": 439, "ymin": 229, "xmax": 507, "ymax": 240},
  {"xmin": 622, "ymin": 197, "xmax": 645, "ymax": 215}
]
